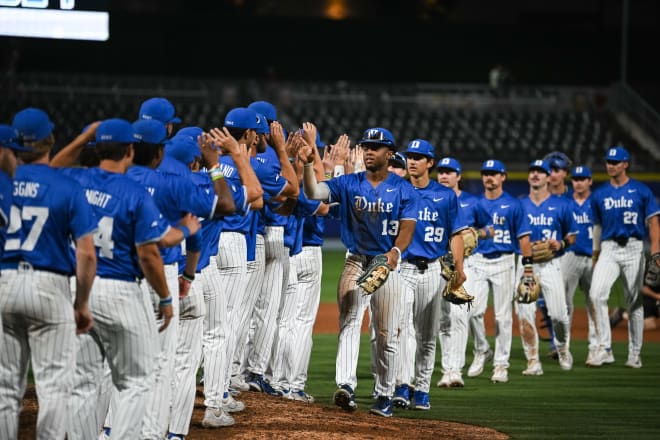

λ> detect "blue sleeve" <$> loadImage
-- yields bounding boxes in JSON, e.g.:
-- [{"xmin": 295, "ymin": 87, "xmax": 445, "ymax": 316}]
[
  {"xmin": 642, "ymin": 184, "xmax": 660, "ymax": 221},
  {"xmin": 134, "ymin": 190, "xmax": 170, "ymax": 246},
  {"xmin": 68, "ymin": 182, "xmax": 98, "ymax": 240},
  {"xmin": 400, "ymin": 183, "xmax": 419, "ymax": 220},
  {"xmin": 186, "ymin": 233, "xmax": 202, "ymax": 253},
  {"xmin": 514, "ymin": 200, "xmax": 531, "ymax": 238}
]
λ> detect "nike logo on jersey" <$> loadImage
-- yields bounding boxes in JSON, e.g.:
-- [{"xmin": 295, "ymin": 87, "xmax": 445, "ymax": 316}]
[
  {"xmin": 460, "ymin": 203, "xmax": 470, "ymax": 208},
  {"xmin": 501, "ymin": 204, "xmax": 510, "ymax": 209},
  {"xmin": 548, "ymin": 207, "xmax": 556, "ymax": 211},
  {"xmin": 151, "ymin": 220, "xmax": 158, "ymax": 227},
  {"xmin": 433, "ymin": 197, "xmax": 444, "ymax": 202},
  {"xmin": 628, "ymin": 189, "xmax": 636, "ymax": 193},
  {"xmin": 386, "ymin": 188, "xmax": 396, "ymax": 192}
]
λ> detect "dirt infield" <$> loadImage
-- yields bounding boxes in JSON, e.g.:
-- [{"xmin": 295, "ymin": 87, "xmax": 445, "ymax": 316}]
[{"xmin": 18, "ymin": 305, "xmax": 659, "ymax": 438}]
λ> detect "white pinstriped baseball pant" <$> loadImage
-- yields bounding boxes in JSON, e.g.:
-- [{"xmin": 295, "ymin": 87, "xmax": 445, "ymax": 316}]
[
  {"xmin": 515, "ymin": 256, "xmax": 570, "ymax": 362},
  {"xmin": 561, "ymin": 252, "xmax": 597, "ymax": 351},
  {"xmin": 0, "ymin": 267, "xmax": 75, "ymax": 440},
  {"xmin": 446, "ymin": 255, "xmax": 475, "ymax": 372},
  {"xmin": 590, "ymin": 239, "xmax": 645, "ymax": 357}
]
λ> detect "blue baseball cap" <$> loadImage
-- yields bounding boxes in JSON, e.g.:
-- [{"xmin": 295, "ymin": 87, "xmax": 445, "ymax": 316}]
[
  {"xmin": 389, "ymin": 152, "xmax": 407, "ymax": 169},
  {"xmin": 12, "ymin": 107, "xmax": 54, "ymax": 142},
  {"xmin": 571, "ymin": 165, "xmax": 592, "ymax": 178},
  {"xmin": 404, "ymin": 139, "xmax": 434, "ymax": 159},
  {"xmin": 225, "ymin": 107, "xmax": 259, "ymax": 130},
  {"xmin": 96, "ymin": 118, "xmax": 138, "ymax": 144},
  {"xmin": 359, "ymin": 127, "xmax": 396, "ymax": 150},
  {"xmin": 437, "ymin": 157, "xmax": 462, "ymax": 174},
  {"xmin": 529, "ymin": 159, "xmax": 551, "ymax": 174},
  {"xmin": 543, "ymin": 151, "xmax": 572, "ymax": 171},
  {"xmin": 248, "ymin": 100, "xmax": 277, "ymax": 122},
  {"xmin": 139, "ymin": 97, "xmax": 181, "ymax": 124},
  {"xmin": 80, "ymin": 123, "xmax": 97, "ymax": 148},
  {"xmin": 133, "ymin": 119, "xmax": 168, "ymax": 144},
  {"xmin": 255, "ymin": 113, "xmax": 270, "ymax": 135},
  {"xmin": 176, "ymin": 126, "xmax": 203, "ymax": 140},
  {"xmin": 605, "ymin": 146, "xmax": 630, "ymax": 162},
  {"xmin": 165, "ymin": 134, "xmax": 201, "ymax": 166},
  {"xmin": 481, "ymin": 159, "xmax": 506, "ymax": 173},
  {"xmin": 0, "ymin": 124, "xmax": 32, "ymax": 151}
]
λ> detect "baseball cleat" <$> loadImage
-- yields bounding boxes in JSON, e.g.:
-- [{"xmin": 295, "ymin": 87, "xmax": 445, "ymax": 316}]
[
  {"xmin": 201, "ymin": 407, "xmax": 235, "ymax": 428},
  {"xmin": 522, "ymin": 359, "xmax": 544, "ymax": 376},
  {"xmin": 392, "ymin": 384, "xmax": 411, "ymax": 408},
  {"xmin": 222, "ymin": 392, "xmax": 246, "ymax": 412},
  {"xmin": 491, "ymin": 365, "xmax": 509, "ymax": 383},
  {"xmin": 333, "ymin": 384, "xmax": 357, "ymax": 411},
  {"xmin": 370, "ymin": 396, "xmax": 393, "ymax": 417},
  {"xmin": 412, "ymin": 390, "xmax": 431, "ymax": 410},
  {"xmin": 436, "ymin": 370, "xmax": 451, "ymax": 387},
  {"xmin": 558, "ymin": 349, "xmax": 574, "ymax": 371},
  {"xmin": 467, "ymin": 348, "xmax": 493, "ymax": 377},
  {"xmin": 288, "ymin": 389, "xmax": 315, "ymax": 403},
  {"xmin": 449, "ymin": 370, "xmax": 465, "ymax": 387},
  {"xmin": 624, "ymin": 354, "xmax": 642, "ymax": 369},
  {"xmin": 167, "ymin": 433, "xmax": 185, "ymax": 440}
]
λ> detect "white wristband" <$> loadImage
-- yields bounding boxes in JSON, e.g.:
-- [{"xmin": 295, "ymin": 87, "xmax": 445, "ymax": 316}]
[{"xmin": 333, "ymin": 165, "xmax": 345, "ymax": 177}]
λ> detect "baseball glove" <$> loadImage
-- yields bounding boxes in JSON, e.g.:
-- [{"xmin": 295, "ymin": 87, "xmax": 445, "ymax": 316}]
[
  {"xmin": 531, "ymin": 240, "xmax": 554, "ymax": 263},
  {"xmin": 461, "ymin": 227, "xmax": 479, "ymax": 257},
  {"xmin": 357, "ymin": 254, "xmax": 391, "ymax": 295},
  {"xmin": 644, "ymin": 253, "xmax": 660, "ymax": 289},
  {"xmin": 440, "ymin": 252, "xmax": 455, "ymax": 281},
  {"xmin": 442, "ymin": 270, "xmax": 474, "ymax": 307},
  {"xmin": 516, "ymin": 273, "xmax": 541, "ymax": 303}
]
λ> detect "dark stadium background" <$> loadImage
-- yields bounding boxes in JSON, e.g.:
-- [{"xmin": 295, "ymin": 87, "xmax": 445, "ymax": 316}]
[{"xmin": 1, "ymin": 0, "xmax": 659, "ymax": 105}]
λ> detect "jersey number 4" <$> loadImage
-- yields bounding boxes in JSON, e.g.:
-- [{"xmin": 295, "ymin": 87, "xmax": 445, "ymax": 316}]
[
  {"xmin": 5, "ymin": 205, "xmax": 49, "ymax": 251},
  {"xmin": 94, "ymin": 216, "xmax": 115, "ymax": 259}
]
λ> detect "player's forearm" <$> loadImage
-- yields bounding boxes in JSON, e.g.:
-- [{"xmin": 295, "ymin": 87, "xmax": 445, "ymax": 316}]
[
  {"xmin": 137, "ymin": 243, "xmax": 171, "ymax": 300},
  {"xmin": 74, "ymin": 235, "xmax": 97, "ymax": 307},
  {"xmin": 211, "ymin": 178, "xmax": 237, "ymax": 216},
  {"xmin": 592, "ymin": 224, "xmax": 602, "ymax": 258},
  {"xmin": 231, "ymin": 152, "xmax": 264, "ymax": 205},
  {"xmin": 302, "ymin": 163, "xmax": 330, "ymax": 201},
  {"xmin": 648, "ymin": 215, "xmax": 660, "ymax": 255},
  {"xmin": 273, "ymin": 197, "xmax": 298, "ymax": 216},
  {"xmin": 450, "ymin": 233, "xmax": 465, "ymax": 272},
  {"xmin": 276, "ymin": 147, "xmax": 300, "ymax": 196},
  {"xmin": 49, "ymin": 133, "xmax": 88, "ymax": 167},
  {"xmin": 518, "ymin": 234, "xmax": 532, "ymax": 258},
  {"xmin": 392, "ymin": 220, "xmax": 416, "ymax": 254},
  {"xmin": 183, "ymin": 250, "xmax": 201, "ymax": 277}
]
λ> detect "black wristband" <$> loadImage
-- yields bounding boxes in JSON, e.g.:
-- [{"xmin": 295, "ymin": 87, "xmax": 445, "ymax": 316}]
[
  {"xmin": 522, "ymin": 256, "xmax": 533, "ymax": 266},
  {"xmin": 181, "ymin": 272, "xmax": 195, "ymax": 282},
  {"xmin": 561, "ymin": 239, "xmax": 568, "ymax": 249}
]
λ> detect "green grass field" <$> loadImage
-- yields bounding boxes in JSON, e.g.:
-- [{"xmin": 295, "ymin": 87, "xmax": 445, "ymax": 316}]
[{"xmin": 312, "ymin": 249, "xmax": 660, "ymax": 439}]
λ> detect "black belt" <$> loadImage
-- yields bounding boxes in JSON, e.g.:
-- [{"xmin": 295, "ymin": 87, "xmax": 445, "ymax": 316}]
[
  {"xmin": 406, "ymin": 257, "xmax": 437, "ymax": 271},
  {"xmin": 573, "ymin": 252, "xmax": 591, "ymax": 258},
  {"xmin": 482, "ymin": 252, "xmax": 504, "ymax": 259},
  {"xmin": 1, "ymin": 261, "xmax": 71, "ymax": 277},
  {"xmin": 613, "ymin": 237, "xmax": 629, "ymax": 247}
]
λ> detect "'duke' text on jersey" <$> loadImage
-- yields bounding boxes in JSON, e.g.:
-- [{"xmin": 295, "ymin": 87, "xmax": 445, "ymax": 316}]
[
  {"xmin": 528, "ymin": 213, "xmax": 554, "ymax": 226},
  {"xmin": 417, "ymin": 206, "xmax": 438, "ymax": 221},
  {"xmin": 603, "ymin": 196, "xmax": 633, "ymax": 209},
  {"xmin": 353, "ymin": 196, "xmax": 393, "ymax": 213}
]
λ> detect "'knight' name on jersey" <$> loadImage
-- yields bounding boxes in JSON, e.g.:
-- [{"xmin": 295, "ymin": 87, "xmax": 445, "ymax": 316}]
[
  {"xmin": 573, "ymin": 211, "xmax": 590, "ymax": 224},
  {"xmin": 492, "ymin": 212, "xmax": 507, "ymax": 225},
  {"xmin": 528, "ymin": 213, "xmax": 554, "ymax": 226},
  {"xmin": 418, "ymin": 206, "xmax": 439, "ymax": 222},
  {"xmin": 85, "ymin": 189, "xmax": 112, "ymax": 208},
  {"xmin": 354, "ymin": 196, "xmax": 393, "ymax": 213},
  {"xmin": 13, "ymin": 181, "xmax": 40, "ymax": 198},
  {"xmin": 603, "ymin": 196, "xmax": 633, "ymax": 209}
]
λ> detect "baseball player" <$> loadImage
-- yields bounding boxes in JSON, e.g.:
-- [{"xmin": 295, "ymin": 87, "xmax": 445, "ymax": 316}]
[
  {"xmin": 244, "ymin": 102, "xmax": 300, "ymax": 394},
  {"xmin": 435, "ymin": 157, "xmax": 492, "ymax": 387},
  {"xmin": 589, "ymin": 146, "xmax": 660, "ymax": 368},
  {"xmin": 561, "ymin": 165, "xmax": 599, "ymax": 365},
  {"xmin": 0, "ymin": 108, "xmax": 97, "ymax": 440},
  {"xmin": 302, "ymin": 127, "xmax": 418, "ymax": 418},
  {"xmin": 392, "ymin": 142, "xmax": 468, "ymax": 411},
  {"xmin": 59, "ymin": 118, "xmax": 198, "ymax": 439},
  {"xmin": 388, "ymin": 152, "xmax": 407, "ymax": 178},
  {"xmin": 466, "ymin": 159, "xmax": 533, "ymax": 383},
  {"xmin": 138, "ymin": 97, "xmax": 181, "ymax": 137},
  {"xmin": 516, "ymin": 160, "xmax": 578, "ymax": 373}
]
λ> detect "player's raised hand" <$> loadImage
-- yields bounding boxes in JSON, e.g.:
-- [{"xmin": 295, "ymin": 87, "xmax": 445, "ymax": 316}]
[
  {"xmin": 301, "ymin": 122, "xmax": 318, "ymax": 147},
  {"xmin": 270, "ymin": 121, "xmax": 286, "ymax": 151},
  {"xmin": 298, "ymin": 143, "xmax": 315, "ymax": 164},
  {"xmin": 206, "ymin": 127, "xmax": 240, "ymax": 156},
  {"xmin": 74, "ymin": 303, "xmax": 93, "ymax": 335}
]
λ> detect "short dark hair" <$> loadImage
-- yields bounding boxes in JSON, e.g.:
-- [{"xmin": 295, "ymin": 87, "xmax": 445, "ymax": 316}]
[
  {"xmin": 95, "ymin": 142, "xmax": 131, "ymax": 162},
  {"xmin": 132, "ymin": 142, "xmax": 164, "ymax": 166}
]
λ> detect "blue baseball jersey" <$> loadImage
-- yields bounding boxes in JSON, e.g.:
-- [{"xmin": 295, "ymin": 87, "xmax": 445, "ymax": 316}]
[
  {"xmin": 520, "ymin": 194, "xmax": 578, "ymax": 244},
  {"xmin": 259, "ymin": 146, "xmax": 288, "ymax": 227},
  {"xmin": 591, "ymin": 178, "xmax": 660, "ymax": 240},
  {"xmin": 285, "ymin": 190, "xmax": 322, "ymax": 256},
  {"xmin": 218, "ymin": 155, "xmax": 264, "ymax": 234},
  {"xmin": 475, "ymin": 192, "xmax": 531, "ymax": 255},
  {"xmin": 566, "ymin": 196, "xmax": 594, "ymax": 256},
  {"xmin": 2, "ymin": 165, "xmax": 98, "ymax": 275},
  {"xmin": 127, "ymin": 165, "xmax": 219, "ymax": 265},
  {"xmin": 62, "ymin": 167, "xmax": 170, "ymax": 280},
  {"xmin": 302, "ymin": 215, "xmax": 325, "ymax": 247},
  {"xmin": 325, "ymin": 172, "xmax": 418, "ymax": 256},
  {"xmin": 457, "ymin": 190, "xmax": 491, "ymax": 229},
  {"xmin": 403, "ymin": 181, "xmax": 465, "ymax": 260}
]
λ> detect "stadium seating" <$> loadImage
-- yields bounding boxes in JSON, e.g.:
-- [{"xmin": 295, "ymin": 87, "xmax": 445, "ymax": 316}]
[{"xmin": 0, "ymin": 73, "xmax": 653, "ymax": 171}]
